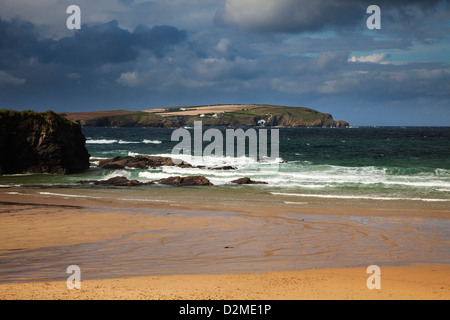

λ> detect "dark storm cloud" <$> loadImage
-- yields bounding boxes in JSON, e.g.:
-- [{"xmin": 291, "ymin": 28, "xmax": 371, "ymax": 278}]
[
  {"xmin": 54, "ymin": 20, "xmax": 138, "ymax": 67},
  {"xmin": 0, "ymin": 17, "xmax": 54, "ymax": 68},
  {"xmin": 215, "ymin": 0, "xmax": 444, "ymax": 33},
  {"xmin": 133, "ymin": 24, "xmax": 187, "ymax": 58},
  {"xmin": 0, "ymin": 16, "xmax": 187, "ymax": 68}
]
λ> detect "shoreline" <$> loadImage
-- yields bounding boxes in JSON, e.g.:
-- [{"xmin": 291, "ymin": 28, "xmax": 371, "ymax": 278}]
[{"xmin": 2, "ymin": 186, "xmax": 450, "ymax": 219}]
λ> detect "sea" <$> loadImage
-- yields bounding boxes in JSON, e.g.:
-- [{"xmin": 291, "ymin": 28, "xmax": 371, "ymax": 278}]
[
  {"xmin": 1, "ymin": 126, "xmax": 449, "ymax": 206},
  {"xmin": 1, "ymin": 126, "xmax": 450, "ymax": 282}
]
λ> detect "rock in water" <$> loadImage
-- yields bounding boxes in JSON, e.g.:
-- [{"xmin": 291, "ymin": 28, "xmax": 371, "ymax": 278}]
[
  {"xmin": 0, "ymin": 110, "xmax": 90, "ymax": 174},
  {"xmin": 77, "ymin": 175, "xmax": 212, "ymax": 187},
  {"xmin": 98, "ymin": 155, "xmax": 177, "ymax": 169},
  {"xmin": 77, "ymin": 176, "xmax": 145, "ymax": 187},
  {"xmin": 231, "ymin": 177, "xmax": 268, "ymax": 185},
  {"xmin": 156, "ymin": 176, "xmax": 213, "ymax": 186}
]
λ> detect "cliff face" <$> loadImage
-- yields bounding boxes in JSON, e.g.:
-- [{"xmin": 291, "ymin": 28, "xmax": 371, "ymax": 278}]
[
  {"xmin": 0, "ymin": 110, "xmax": 90, "ymax": 175},
  {"xmin": 265, "ymin": 114, "xmax": 349, "ymax": 128},
  {"xmin": 80, "ymin": 112, "xmax": 174, "ymax": 128}
]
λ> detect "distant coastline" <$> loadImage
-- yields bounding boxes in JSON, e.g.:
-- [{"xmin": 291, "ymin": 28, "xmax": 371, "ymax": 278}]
[{"xmin": 63, "ymin": 104, "xmax": 350, "ymax": 128}]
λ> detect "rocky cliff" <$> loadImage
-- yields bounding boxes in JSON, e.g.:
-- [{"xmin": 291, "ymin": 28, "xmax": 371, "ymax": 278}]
[{"xmin": 0, "ymin": 110, "xmax": 90, "ymax": 175}]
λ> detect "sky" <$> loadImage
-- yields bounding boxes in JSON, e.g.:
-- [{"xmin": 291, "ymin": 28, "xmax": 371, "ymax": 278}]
[{"xmin": 0, "ymin": 0, "xmax": 449, "ymax": 126}]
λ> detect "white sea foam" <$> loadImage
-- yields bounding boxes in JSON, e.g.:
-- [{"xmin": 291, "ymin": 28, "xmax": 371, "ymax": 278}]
[
  {"xmin": 86, "ymin": 139, "xmax": 118, "ymax": 144},
  {"xmin": 39, "ymin": 192, "xmax": 101, "ymax": 199},
  {"xmin": 127, "ymin": 151, "xmax": 142, "ymax": 157},
  {"xmin": 106, "ymin": 150, "xmax": 450, "ymax": 193},
  {"xmin": 143, "ymin": 139, "xmax": 162, "ymax": 144},
  {"xmin": 138, "ymin": 172, "xmax": 176, "ymax": 181},
  {"xmin": 284, "ymin": 201, "xmax": 309, "ymax": 205},
  {"xmin": 87, "ymin": 139, "xmax": 162, "ymax": 144},
  {"xmin": 153, "ymin": 153, "xmax": 283, "ymax": 168},
  {"xmin": 102, "ymin": 170, "xmax": 132, "ymax": 180}
]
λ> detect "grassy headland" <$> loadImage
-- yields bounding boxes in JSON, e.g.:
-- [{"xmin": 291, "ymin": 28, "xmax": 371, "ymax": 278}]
[{"xmin": 64, "ymin": 104, "xmax": 349, "ymax": 128}]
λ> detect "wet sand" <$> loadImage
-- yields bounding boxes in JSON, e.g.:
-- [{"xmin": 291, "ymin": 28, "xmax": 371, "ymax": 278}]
[{"xmin": 0, "ymin": 189, "xmax": 449, "ymax": 299}]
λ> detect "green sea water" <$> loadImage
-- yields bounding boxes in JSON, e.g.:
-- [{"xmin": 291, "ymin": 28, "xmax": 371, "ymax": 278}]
[{"xmin": 1, "ymin": 126, "xmax": 449, "ymax": 203}]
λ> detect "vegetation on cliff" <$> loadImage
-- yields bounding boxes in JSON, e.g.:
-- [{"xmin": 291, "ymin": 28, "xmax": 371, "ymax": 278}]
[{"xmin": 64, "ymin": 104, "xmax": 349, "ymax": 128}]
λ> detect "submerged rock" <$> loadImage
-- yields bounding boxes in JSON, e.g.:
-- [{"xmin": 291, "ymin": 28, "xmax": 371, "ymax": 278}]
[
  {"xmin": 77, "ymin": 175, "xmax": 213, "ymax": 187},
  {"xmin": 97, "ymin": 155, "xmax": 238, "ymax": 171},
  {"xmin": 98, "ymin": 155, "xmax": 178, "ymax": 169},
  {"xmin": 156, "ymin": 176, "xmax": 213, "ymax": 187},
  {"xmin": 77, "ymin": 176, "xmax": 146, "ymax": 187},
  {"xmin": 210, "ymin": 166, "xmax": 237, "ymax": 170},
  {"xmin": 0, "ymin": 110, "xmax": 90, "ymax": 175},
  {"xmin": 231, "ymin": 177, "xmax": 268, "ymax": 185}
]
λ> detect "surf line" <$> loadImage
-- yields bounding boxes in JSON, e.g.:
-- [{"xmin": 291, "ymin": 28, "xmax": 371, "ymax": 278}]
[{"xmin": 271, "ymin": 192, "xmax": 450, "ymax": 202}]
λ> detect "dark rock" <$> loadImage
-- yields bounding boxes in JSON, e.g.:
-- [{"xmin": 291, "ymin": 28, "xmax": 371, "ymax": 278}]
[
  {"xmin": 97, "ymin": 155, "xmax": 239, "ymax": 172},
  {"xmin": 96, "ymin": 176, "xmax": 143, "ymax": 186},
  {"xmin": 77, "ymin": 175, "xmax": 213, "ymax": 187},
  {"xmin": 209, "ymin": 166, "xmax": 237, "ymax": 170},
  {"xmin": 98, "ymin": 155, "xmax": 188, "ymax": 169},
  {"xmin": 156, "ymin": 176, "xmax": 213, "ymax": 187},
  {"xmin": 0, "ymin": 110, "xmax": 90, "ymax": 175},
  {"xmin": 177, "ymin": 163, "xmax": 195, "ymax": 168},
  {"xmin": 231, "ymin": 177, "xmax": 268, "ymax": 185},
  {"xmin": 77, "ymin": 176, "xmax": 148, "ymax": 187}
]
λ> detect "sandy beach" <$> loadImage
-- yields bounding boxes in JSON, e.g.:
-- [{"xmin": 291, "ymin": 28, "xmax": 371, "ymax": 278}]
[
  {"xmin": 1, "ymin": 264, "xmax": 449, "ymax": 300},
  {"xmin": 0, "ymin": 188, "xmax": 449, "ymax": 300}
]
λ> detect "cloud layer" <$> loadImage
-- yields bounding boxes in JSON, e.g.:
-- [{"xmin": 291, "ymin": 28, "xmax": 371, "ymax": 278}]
[
  {"xmin": 0, "ymin": 17, "xmax": 186, "ymax": 68},
  {"xmin": 0, "ymin": 0, "xmax": 449, "ymax": 125},
  {"xmin": 215, "ymin": 0, "xmax": 443, "ymax": 33}
]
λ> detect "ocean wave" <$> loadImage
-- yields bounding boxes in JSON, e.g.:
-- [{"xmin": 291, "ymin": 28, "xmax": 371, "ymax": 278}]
[
  {"xmin": 269, "ymin": 164, "xmax": 450, "ymax": 189},
  {"xmin": 86, "ymin": 139, "xmax": 118, "ymax": 144},
  {"xmin": 138, "ymin": 172, "xmax": 166, "ymax": 180},
  {"xmin": 143, "ymin": 139, "xmax": 162, "ymax": 144},
  {"xmin": 271, "ymin": 192, "xmax": 450, "ymax": 202},
  {"xmin": 126, "ymin": 159, "xmax": 450, "ymax": 191},
  {"xmin": 384, "ymin": 167, "xmax": 450, "ymax": 177},
  {"xmin": 102, "ymin": 170, "xmax": 133, "ymax": 180},
  {"xmin": 87, "ymin": 139, "xmax": 163, "ymax": 145},
  {"xmin": 153, "ymin": 153, "xmax": 283, "ymax": 167},
  {"xmin": 86, "ymin": 147, "xmax": 450, "ymax": 191}
]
